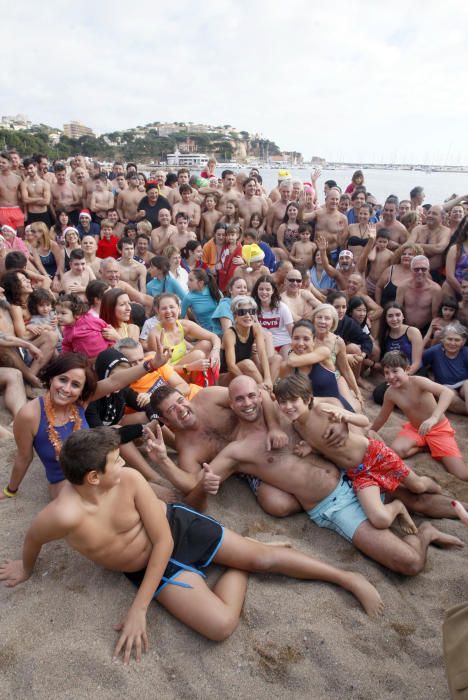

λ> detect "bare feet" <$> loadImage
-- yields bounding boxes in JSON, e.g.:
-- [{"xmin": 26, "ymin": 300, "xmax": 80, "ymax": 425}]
[
  {"xmin": 344, "ymin": 572, "xmax": 384, "ymax": 618},
  {"xmin": 419, "ymin": 476, "xmax": 442, "ymax": 494},
  {"xmin": 452, "ymin": 500, "xmax": 468, "ymax": 526},
  {"xmin": 420, "ymin": 522, "xmax": 464, "ymax": 549},
  {"xmin": 396, "ymin": 508, "xmax": 418, "ymax": 536}
]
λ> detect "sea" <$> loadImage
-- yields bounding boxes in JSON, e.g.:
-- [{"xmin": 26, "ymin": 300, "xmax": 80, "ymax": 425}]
[{"xmin": 214, "ymin": 166, "xmax": 468, "ymax": 206}]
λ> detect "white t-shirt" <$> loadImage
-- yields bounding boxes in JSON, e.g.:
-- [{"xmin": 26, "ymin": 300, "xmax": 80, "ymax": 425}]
[{"xmin": 257, "ymin": 302, "xmax": 293, "ymax": 347}]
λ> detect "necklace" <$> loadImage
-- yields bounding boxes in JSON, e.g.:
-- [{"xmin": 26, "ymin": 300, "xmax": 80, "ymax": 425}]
[{"xmin": 44, "ymin": 392, "xmax": 82, "ymax": 460}]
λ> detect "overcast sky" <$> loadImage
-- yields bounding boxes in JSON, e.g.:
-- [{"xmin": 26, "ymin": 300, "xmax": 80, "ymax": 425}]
[{"xmin": 2, "ymin": 1, "xmax": 468, "ymax": 164}]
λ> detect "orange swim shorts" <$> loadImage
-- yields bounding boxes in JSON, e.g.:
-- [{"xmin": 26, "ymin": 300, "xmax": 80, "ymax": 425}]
[
  {"xmin": 346, "ymin": 438, "xmax": 410, "ymax": 493},
  {"xmin": 396, "ymin": 417, "xmax": 461, "ymax": 459}
]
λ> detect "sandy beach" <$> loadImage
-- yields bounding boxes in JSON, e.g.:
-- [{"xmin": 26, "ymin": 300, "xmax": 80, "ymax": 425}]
[{"xmin": 0, "ymin": 394, "xmax": 467, "ymax": 700}]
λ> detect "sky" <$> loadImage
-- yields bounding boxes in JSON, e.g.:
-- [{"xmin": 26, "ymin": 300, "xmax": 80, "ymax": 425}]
[{"xmin": 2, "ymin": 0, "xmax": 468, "ymax": 164}]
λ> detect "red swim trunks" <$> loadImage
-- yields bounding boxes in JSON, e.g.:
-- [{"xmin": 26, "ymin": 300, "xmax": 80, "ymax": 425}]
[
  {"xmin": 0, "ymin": 206, "xmax": 24, "ymax": 230},
  {"xmin": 346, "ymin": 439, "xmax": 410, "ymax": 493},
  {"xmin": 396, "ymin": 417, "xmax": 461, "ymax": 459}
]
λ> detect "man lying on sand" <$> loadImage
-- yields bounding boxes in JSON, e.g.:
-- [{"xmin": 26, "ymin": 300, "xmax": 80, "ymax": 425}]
[
  {"xmin": 0, "ymin": 427, "xmax": 383, "ymax": 664},
  {"xmin": 149, "ymin": 378, "xmax": 464, "ymax": 576}
]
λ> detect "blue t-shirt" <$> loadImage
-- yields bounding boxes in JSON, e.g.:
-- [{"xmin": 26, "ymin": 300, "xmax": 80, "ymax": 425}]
[
  {"xmin": 259, "ymin": 242, "xmax": 277, "ymax": 272},
  {"xmin": 181, "ymin": 287, "xmax": 222, "ymax": 336},
  {"xmin": 147, "ymin": 275, "xmax": 186, "ymax": 302},
  {"xmin": 77, "ymin": 222, "xmax": 101, "ymax": 240},
  {"xmin": 422, "ymin": 344, "xmax": 468, "ymax": 386},
  {"xmin": 347, "ymin": 209, "xmax": 378, "ymax": 225},
  {"xmin": 212, "ymin": 297, "xmax": 233, "ymax": 324}
]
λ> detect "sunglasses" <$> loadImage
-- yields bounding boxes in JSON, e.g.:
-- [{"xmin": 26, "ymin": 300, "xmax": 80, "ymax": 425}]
[
  {"xmin": 287, "ymin": 278, "xmax": 302, "ymax": 284},
  {"xmin": 413, "ymin": 267, "xmax": 428, "ymax": 272},
  {"xmin": 235, "ymin": 308, "xmax": 257, "ymax": 316}
]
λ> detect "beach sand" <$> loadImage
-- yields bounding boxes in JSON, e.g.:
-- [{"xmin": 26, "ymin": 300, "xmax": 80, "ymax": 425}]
[{"xmin": 0, "ymin": 395, "xmax": 466, "ymax": 700}]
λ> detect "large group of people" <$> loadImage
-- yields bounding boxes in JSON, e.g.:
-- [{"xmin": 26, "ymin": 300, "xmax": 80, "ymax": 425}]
[{"xmin": 0, "ymin": 152, "xmax": 467, "ymax": 670}]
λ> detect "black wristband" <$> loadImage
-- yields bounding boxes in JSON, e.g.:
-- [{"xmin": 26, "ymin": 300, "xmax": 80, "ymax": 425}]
[{"xmin": 143, "ymin": 359, "xmax": 154, "ymax": 373}]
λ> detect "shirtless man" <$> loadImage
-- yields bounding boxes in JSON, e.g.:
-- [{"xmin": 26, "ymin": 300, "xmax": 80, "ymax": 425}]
[
  {"xmin": 410, "ymin": 186, "xmax": 425, "ymax": 218},
  {"xmin": 407, "ymin": 206, "xmax": 451, "ymax": 273},
  {"xmin": 116, "ymin": 173, "xmax": 142, "ymax": 224},
  {"xmin": 81, "ymin": 235, "xmax": 100, "ymax": 276},
  {"xmin": 377, "ymin": 197, "xmax": 408, "ymax": 251},
  {"xmin": 90, "ymin": 175, "xmax": 114, "ymax": 221},
  {"xmin": 0, "ymin": 152, "xmax": 24, "ymax": 231},
  {"xmin": 8, "ymin": 149, "xmax": 22, "ymax": 175},
  {"xmin": 396, "ymin": 255, "xmax": 443, "ymax": 332},
  {"xmin": 0, "ymin": 427, "xmax": 385, "ymax": 664},
  {"xmin": 153, "ymin": 170, "xmax": 171, "ymax": 198},
  {"xmin": 168, "ymin": 213, "xmax": 197, "ymax": 251},
  {"xmin": 266, "ymin": 181, "xmax": 291, "ymax": 236},
  {"xmin": 50, "ymin": 164, "xmax": 82, "ymax": 224},
  {"xmin": 151, "ymin": 209, "xmax": 177, "ymax": 253},
  {"xmin": 238, "ymin": 178, "xmax": 269, "ymax": 228},
  {"xmin": 20, "ymin": 158, "xmax": 51, "ymax": 226},
  {"xmin": 217, "ymin": 170, "xmax": 241, "ymax": 212},
  {"xmin": 304, "ymin": 189, "xmax": 348, "ymax": 264},
  {"xmin": 116, "ymin": 238, "xmax": 147, "ymax": 292},
  {"xmin": 134, "ymin": 233, "xmax": 153, "ymax": 267},
  {"xmin": 180, "ymin": 377, "xmax": 463, "ymax": 576},
  {"xmin": 167, "ymin": 168, "xmax": 190, "ymax": 207},
  {"xmin": 316, "ymin": 236, "xmax": 366, "ymax": 292},
  {"xmin": 35, "ymin": 154, "xmax": 56, "ymax": 185},
  {"xmin": 280, "ymin": 268, "xmax": 318, "ymax": 321},
  {"xmin": 172, "ymin": 185, "xmax": 201, "ymax": 232},
  {"xmin": 446, "ymin": 204, "xmax": 465, "ymax": 235},
  {"xmin": 398, "ymin": 200, "xmax": 411, "ymax": 219},
  {"xmin": 61, "ymin": 248, "xmax": 96, "ymax": 300},
  {"xmin": 99, "ymin": 258, "xmax": 153, "ymax": 314},
  {"xmin": 106, "ymin": 208, "xmax": 125, "ymax": 238}
]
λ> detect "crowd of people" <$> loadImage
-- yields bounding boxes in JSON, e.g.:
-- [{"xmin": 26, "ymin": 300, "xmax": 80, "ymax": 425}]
[{"xmin": 0, "ymin": 151, "xmax": 467, "ymax": 670}]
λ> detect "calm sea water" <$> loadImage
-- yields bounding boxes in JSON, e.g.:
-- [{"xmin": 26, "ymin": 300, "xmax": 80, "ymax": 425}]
[{"xmin": 216, "ymin": 167, "xmax": 468, "ymax": 206}]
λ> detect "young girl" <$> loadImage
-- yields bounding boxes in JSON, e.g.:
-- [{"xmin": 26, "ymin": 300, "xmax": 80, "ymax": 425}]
[
  {"xmin": 200, "ymin": 193, "xmax": 222, "ymax": 242},
  {"xmin": 217, "ymin": 225, "xmax": 243, "ymax": 292},
  {"xmin": 249, "ymin": 212, "xmax": 265, "ymax": 234},
  {"xmin": 56, "ymin": 293, "xmax": 113, "ymax": 359},
  {"xmin": 27, "ymin": 288, "xmax": 61, "ymax": 349},
  {"xmin": 347, "ymin": 296, "xmax": 372, "ymax": 337},
  {"xmin": 423, "ymin": 296, "xmax": 459, "ymax": 348},
  {"xmin": 289, "ymin": 224, "xmax": 316, "ymax": 269},
  {"xmin": 277, "ymin": 203, "xmax": 300, "ymax": 255},
  {"xmin": 180, "ymin": 240, "xmax": 208, "ymax": 273},
  {"xmin": 273, "ymin": 373, "xmax": 438, "ymax": 535},
  {"xmin": 221, "ymin": 199, "xmax": 244, "ymax": 231},
  {"xmin": 252, "ymin": 275, "xmax": 293, "ymax": 358}
]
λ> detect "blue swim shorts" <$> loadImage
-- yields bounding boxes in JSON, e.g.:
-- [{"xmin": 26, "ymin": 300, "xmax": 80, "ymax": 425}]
[{"xmin": 307, "ymin": 474, "xmax": 371, "ymax": 543}]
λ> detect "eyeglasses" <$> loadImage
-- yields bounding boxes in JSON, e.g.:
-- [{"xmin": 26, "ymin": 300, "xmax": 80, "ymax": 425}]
[
  {"xmin": 235, "ymin": 308, "xmax": 256, "ymax": 316},
  {"xmin": 412, "ymin": 267, "xmax": 428, "ymax": 272},
  {"xmin": 287, "ymin": 278, "xmax": 302, "ymax": 284}
]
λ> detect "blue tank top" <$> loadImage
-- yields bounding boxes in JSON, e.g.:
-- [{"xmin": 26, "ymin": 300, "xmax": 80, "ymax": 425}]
[
  {"xmin": 384, "ymin": 327, "xmax": 412, "ymax": 361},
  {"xmin": 39, "ymin": 249, "xmax": 57, "ymax": 278},
  {"xmin": 33, "ymin": 396, "xmax": 89, "ymax": 484}
]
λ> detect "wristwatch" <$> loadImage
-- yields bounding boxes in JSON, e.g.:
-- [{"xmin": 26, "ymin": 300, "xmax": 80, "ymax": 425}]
[{"xmin": 143, "ymin": 359, "xmax": 154, "ymax": 373}]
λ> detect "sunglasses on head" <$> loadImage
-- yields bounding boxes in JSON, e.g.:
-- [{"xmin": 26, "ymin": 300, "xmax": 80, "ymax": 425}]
[{"xmin": 235, "ymin": 308, "xmax": 256, "ymax": 316}]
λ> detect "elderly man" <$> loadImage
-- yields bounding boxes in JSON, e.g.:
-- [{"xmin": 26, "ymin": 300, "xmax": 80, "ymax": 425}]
[
  {"xmin": 99, "ymin": 257, "xmax": 152, "ymax": 313},
  {"xmin": 396, "ymin": 255, "xmax": 442, "ymax": 333},
  {"xmin": 408, "ymin": 206, "xmax": 451, "ymax": 280}
]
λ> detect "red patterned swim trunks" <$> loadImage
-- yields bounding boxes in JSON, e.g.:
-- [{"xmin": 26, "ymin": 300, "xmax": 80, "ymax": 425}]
[{"xmin": 346, "ymin": 438, "xmax": 410, "ymax": 493}]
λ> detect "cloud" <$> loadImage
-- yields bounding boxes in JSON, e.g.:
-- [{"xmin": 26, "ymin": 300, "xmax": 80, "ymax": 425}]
[{"xmin": 1, "ymin": 0, "xmax": 468, "ymax": 163}]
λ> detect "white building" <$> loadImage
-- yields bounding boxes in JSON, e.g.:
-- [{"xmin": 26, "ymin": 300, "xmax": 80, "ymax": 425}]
[{"xmin": 167, "ymin": 150, "xmax": 209, "ymax": 168}]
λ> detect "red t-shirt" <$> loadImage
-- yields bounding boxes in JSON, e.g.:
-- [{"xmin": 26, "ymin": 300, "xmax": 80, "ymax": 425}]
[{"xmin": 97, "ymin": 235, "xmax": 119, "ymax": 259}]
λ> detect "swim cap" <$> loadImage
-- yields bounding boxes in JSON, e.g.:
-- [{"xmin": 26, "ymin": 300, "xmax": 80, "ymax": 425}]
[{"xmin": 278, "ymin": 169, "xmax": 291, "ymax": 181}]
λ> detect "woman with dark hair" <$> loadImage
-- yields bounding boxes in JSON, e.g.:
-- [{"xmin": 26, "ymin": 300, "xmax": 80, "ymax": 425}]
[
  {"xmin": 181, "ymin": 268, "xmax": 223, "ymax": 335},
  {"xmin": 345, "ymin": 170, "xmax": 364, "ymax": 194},
  {"xmin": 0, "ymin": 348, "xmax": 169, "ymax": 500},
  {"xmin": 2, "ymin": 270, "xmax": 57, "ymax": 372},
  {"xmin": 180, "ymin": 240, "xmax": 208, "ymax": 273},
  {"xmin": 309, "ymin": 247, "xmax": 336, "ymax": 291},
  {"xmin": 444, "ymin": 215, "xmax": 468, "ymax": 299},
  {"xmin": 378, "ymin": 302, "xmax": 423, "ymax": 374},
  {"xmin": 100, "ymin": 287, "xmax": 140, "ymax": 341},
  {"xmin": 50, "ymin": 208, "xmax": 70, "ymax": 245},
  {"xmin": 423, "ymin": 296, "xmax": 459, "ymax": 348},
  {"xmin": 252, "ymin": 275, "xmax": 293, "ymax": 358}
]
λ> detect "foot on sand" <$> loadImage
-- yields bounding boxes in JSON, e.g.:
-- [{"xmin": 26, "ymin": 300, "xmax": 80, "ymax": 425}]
[
  {"xmin": 344, "ymin": 572, "xmax": 384, "ymax": 618},
  {"xmin": 420, "ymin": 522, "xmax": 464, "ymax": 548},
  {"xmin": 396, "ymin": 505, "xmax": 418, "ymax": 535},
  {"xmin": 419, "ymin": 476, "xmax": 442, "ymax": 494}
]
